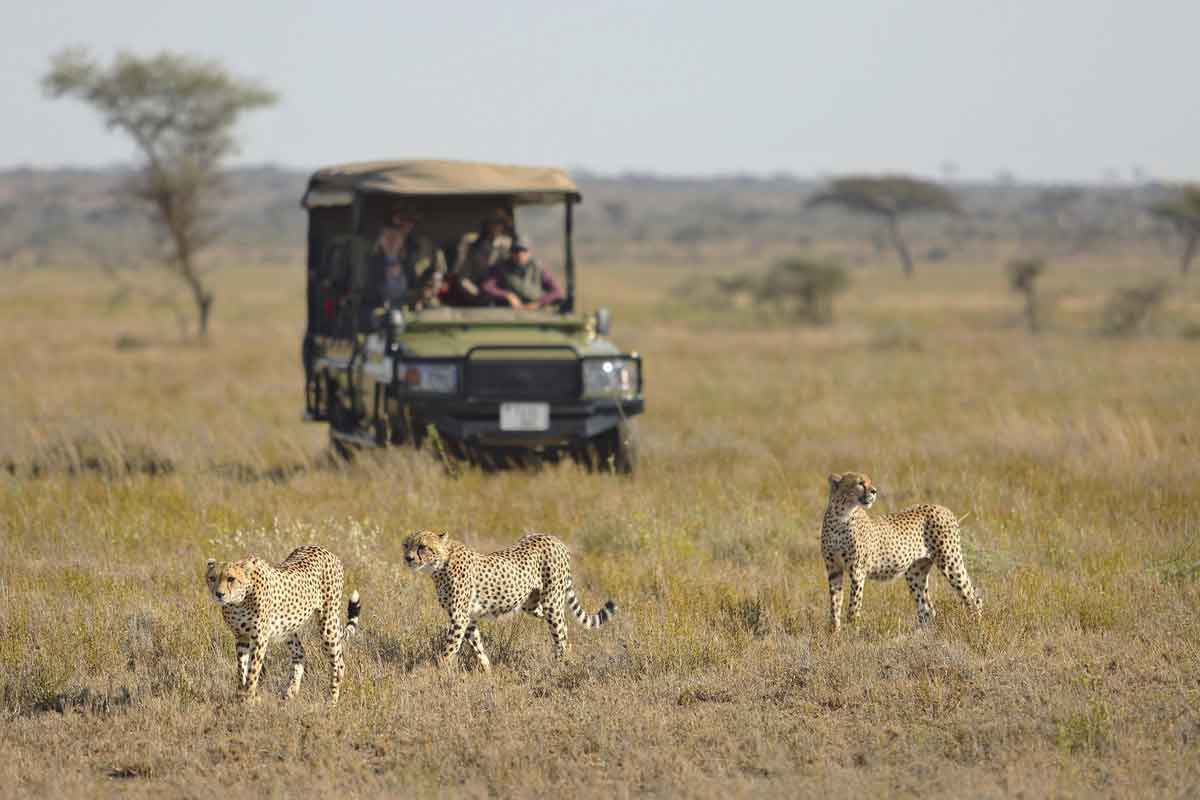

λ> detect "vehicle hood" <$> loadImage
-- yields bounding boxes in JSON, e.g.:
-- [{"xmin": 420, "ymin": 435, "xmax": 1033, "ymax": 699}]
[{"xmin": 394, "ymin": 308, "xmax": 623, "ymax": 358}]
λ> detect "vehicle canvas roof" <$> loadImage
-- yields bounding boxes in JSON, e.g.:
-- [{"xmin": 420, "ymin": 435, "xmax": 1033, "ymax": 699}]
[{"xmin": 302, "ymin": 159, "xmax": 581, "ymax": 209}]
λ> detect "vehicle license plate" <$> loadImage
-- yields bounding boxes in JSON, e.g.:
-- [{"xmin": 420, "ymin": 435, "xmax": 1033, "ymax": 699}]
[{"xmin": 500, "ymin": 402, "xmax": 550, "ymax": 431}]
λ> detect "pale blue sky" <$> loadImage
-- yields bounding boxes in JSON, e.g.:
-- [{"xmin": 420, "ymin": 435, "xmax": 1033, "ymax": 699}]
[{"xmin": 2, "ymin": 0, "xmax": 1197, "ymax": 181}]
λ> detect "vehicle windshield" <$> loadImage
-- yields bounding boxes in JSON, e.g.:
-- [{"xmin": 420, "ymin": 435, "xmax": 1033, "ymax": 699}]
[{"xmin": 361, "ymin": 198, "xmax": 570, "ymax": 313}]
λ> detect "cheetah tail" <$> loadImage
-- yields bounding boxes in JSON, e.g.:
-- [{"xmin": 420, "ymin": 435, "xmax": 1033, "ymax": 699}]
[
  {"xmin": 565, "ymin": 580, "xmax": 617, "ymax": 629},
  {"xmin": 343, "ymin": 590, "xmax": 362, "ymax": 640}
]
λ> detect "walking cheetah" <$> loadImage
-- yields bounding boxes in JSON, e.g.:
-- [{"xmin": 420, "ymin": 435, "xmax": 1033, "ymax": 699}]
[
  {"xmin": 205, "ymin": 545, "xmax": 361, "ymax": 703},
  {"xmin": 402, "ymin": 531, "xmax": 617, "ymax": 671},
  {"xmin": 821, "ymin": 472, "xmax": 982, "ymax": 632}
]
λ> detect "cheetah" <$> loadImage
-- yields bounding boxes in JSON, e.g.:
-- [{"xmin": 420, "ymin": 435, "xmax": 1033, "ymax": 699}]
[
  {"xmin": 402, "ymin": 531, "xmax": 617, "ymax": 671},
  {"xmin": 821, "ymin": 472, "xmax": 982, "ymax": 633},
  {"xmin": 205, "ymin": 545, "xmax": 361, "ymax": 703}
]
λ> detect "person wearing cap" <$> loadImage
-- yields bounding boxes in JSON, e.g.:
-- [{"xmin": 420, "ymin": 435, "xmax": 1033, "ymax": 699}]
[
  {"xmin": 480, "ymin": 236, "xmax": 564, "ymax": 310},
  {"xmin": 367, "ymin": 210, "xmax": 447, "ymax": 310}
]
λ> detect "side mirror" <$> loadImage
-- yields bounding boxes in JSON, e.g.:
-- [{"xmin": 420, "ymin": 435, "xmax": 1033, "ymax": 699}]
[{"xmin": 594, "ymin": 307, "xmax": 612, "ymax": 336}]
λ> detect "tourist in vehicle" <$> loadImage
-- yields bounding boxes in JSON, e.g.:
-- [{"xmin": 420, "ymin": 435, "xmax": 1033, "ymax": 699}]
[
  {"xmin": 447, "ymin": 212, "xmax": 512, "ymax": 305},
  {"xmin": 480, "ymin": 237, "xmax": 564, "ymax": 310},
  {"xmin": 368, "ymin": 210, "xmax": 446, "ymax": 310}
]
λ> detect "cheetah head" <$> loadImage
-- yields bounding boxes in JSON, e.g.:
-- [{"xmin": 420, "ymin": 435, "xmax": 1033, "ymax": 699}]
[
  {"xmin": 205, "ymin": 559, "xmax": 252, "ymax": 605},
  {"xmin": 402, "ymin": 530, "xmax": 451, "ymax": 573},
  {"xmin": 828, "ymin": 472, "xmax": 878, "ymax": 509}
]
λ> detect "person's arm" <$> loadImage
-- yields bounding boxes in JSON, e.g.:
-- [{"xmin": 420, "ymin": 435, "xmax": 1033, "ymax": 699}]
[
  {"xmin": 480, "ymin": 267, "xmax": 512, "ymax": 305},
  {"xmin": 537, "ymin": 267, "xmax": 565, "ymax": 308}
]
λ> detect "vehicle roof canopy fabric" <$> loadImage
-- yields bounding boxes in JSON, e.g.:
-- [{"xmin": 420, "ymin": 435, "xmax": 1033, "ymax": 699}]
[{"xmin": 302, "ymin": 159, "xmax": 580, "ymax": 208}]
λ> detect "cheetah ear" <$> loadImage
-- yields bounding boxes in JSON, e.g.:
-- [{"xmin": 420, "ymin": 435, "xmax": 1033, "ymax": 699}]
[
  {"xmin": 436, "ymin": 531, "xmax": 449, "ymax": 541},
  {"xmin": 206, "ymin": 558, "xmax": 216, "ymax": 569},
  {"xmin": 828, "ymin": 473, "xmax": 843, "ymax": 489}
]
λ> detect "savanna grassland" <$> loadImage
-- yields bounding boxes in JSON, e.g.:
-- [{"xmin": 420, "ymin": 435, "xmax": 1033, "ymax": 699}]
[{"xmin": 2, "ymin": 249, "xmax": 1199, "ymax": 798}]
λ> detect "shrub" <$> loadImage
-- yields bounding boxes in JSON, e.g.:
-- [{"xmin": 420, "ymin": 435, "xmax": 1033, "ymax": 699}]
[
  {"xmin": 755, "ymin": 257, "xmax": 849, "ymax": 325},
  {"xmin": 1100, "ymin": 281, "xmax": 1168, "ymax": 336},
  {"xmin": 1007, "ymin": 257, "xmax": 1048, "ymax": 333}
]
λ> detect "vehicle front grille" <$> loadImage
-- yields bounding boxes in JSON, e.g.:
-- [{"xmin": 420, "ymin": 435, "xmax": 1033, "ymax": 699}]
[{"xmin": 464, "ymin": 360, "xmax": 580, "ymax": 402}]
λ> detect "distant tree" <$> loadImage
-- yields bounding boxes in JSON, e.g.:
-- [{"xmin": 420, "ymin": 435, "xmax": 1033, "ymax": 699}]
[
  {"xmin": 1006, "ymin": 257, "xmax": 1047, "ymax": 334},
  {"xmin": 671, "ymin": 223, "xmax": 710, "ymax": 246},
  {"xmin": 807, "ymin": 175, "xmax": 961, "ymax": 277},
  {"xmin": 602, "ymin": 201, "xmax": 629, "ymax": 227},
  {"xmin": 43, "ymin": 48, "xmax": 277, "ymax": 338},
  {"xmin": 1025, "ymin": 187, "xmax": 1094, "ymax": 254},
  {"xmin": 1029, "ymin": 187, "xmax": 1084, "ymax": 232},
  {"xmin": 0, "ymin": 203, "xmax": 24, "ymax": 263},
  {"xmin": 1148, "ymin": 185, "xmax": 1200, "ymax": 275}
]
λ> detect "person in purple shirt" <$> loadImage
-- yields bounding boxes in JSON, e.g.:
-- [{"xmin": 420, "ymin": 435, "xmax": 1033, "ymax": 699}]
[{"xmin": 481, "ymin": 236, "xmax": 564, "ymax": 310}]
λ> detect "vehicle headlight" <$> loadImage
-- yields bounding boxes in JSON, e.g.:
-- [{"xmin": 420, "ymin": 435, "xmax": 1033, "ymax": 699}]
[
  {"xmin": 397, "ymin": 362, "xmax": 458, "ymax": 394},
  {"xmin": 582, "ymin": 358, "xmax": 639, "ymax": 400}
]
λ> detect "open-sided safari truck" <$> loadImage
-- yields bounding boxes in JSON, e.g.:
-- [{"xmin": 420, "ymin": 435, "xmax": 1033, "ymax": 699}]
[{"xmin": 300, "ymin": 160, "xmax": 644, "ymax": 472}]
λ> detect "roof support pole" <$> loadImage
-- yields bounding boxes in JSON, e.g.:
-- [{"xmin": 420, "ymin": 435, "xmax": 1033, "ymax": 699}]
[{"xmin": 564, "ymin": 199, "xmax": 576, "ymax": 313}]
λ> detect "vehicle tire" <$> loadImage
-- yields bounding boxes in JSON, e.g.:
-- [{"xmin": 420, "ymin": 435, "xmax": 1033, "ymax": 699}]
[
  {"xmin": 326, "ymin": 383, "xmax": 357, "ymax": 461},
  {"xmin": 329, "ymin": 426, "xmax": 356, "ymax": 462},
  {"xmin": 579, "ymin": 419, "xmax": 639, "ymax": 475},
  {"xmin": 372, "ymin": 418, "xmax": 389, "ymax": 447}
]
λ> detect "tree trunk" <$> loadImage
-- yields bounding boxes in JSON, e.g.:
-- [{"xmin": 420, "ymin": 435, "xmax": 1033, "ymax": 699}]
[
  {"xmin": 197, "ymin": 291, "xmax": 213, "ymax": 338},
  {"xmin": 1182, "ymin": 231, "xmax": 1198, "ymax": 275},
  {"xmin": 179, "ymin": 255, "xmax": 213, "ymax": 339},
  {"xmin": 1024, "ymin": 288, "xmax": 1039, "ymax": 335},
  {"xmin": 886, "ymin": 215, "xmax": 914, "ymax": 277}
]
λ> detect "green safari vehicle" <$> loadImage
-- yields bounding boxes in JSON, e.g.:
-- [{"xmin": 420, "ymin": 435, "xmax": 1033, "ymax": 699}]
[{"xmin": 300, "ymin": 160, "xmax": 644, "ymax": 472}]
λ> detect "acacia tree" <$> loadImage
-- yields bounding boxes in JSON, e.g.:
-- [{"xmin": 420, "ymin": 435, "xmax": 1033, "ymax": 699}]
[
  {"xmin": 1148, "ymin": 185, "xmax": 1200, "ymax": 276},
  {"xmin": 43, "ymin": 49, "xmax": 277, "ymax": 338},
  {"xmin": 807, "ymin": 175, "xmax": 961, "ymax": 277}
]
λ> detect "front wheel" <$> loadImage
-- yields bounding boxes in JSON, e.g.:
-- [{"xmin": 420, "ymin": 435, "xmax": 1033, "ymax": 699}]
[
  {"xmin": 576, "ymin": 419, "xmax": 639, "ymax": 475},
  {"xmin": 329, "ymin": 426, "xmax": 357, "ymax": 462}
]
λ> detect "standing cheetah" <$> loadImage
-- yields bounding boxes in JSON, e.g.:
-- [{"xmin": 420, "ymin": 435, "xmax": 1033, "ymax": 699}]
[
  {"xmin": 205, "ymin": 545, "xmax": 361, "ymax": 703},
  {"xmin": 402, "ymin": 531, "xmax": 617, "ymax": 672},
  {"xmin": 821, "ymin": 472, "xmax": 982, "ymax": 632}
]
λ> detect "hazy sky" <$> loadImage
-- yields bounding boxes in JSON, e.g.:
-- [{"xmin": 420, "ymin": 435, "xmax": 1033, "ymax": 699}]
[{"xmin": 3, "ymin": 1, "xmax": 1197, "ymax": 181}]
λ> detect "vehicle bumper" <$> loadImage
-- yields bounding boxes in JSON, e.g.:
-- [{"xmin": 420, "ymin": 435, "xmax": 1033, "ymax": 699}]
[{"xmin": 396, "ymin": 397, "xmax": 644, "ymax": 447}]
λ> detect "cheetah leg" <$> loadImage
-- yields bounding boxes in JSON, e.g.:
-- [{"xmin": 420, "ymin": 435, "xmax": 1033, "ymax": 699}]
[
  {"xmin": 438, "ymin": 611, "xmax": 471, "ymax": 670},
  {"xmin": 905, "ymin": 558, "xmax": 936, "ymax": 626},
  {"xmin": 544, "ymin": 595, "xmax": 570, "ymax": 658},
  {"xmin": 937, "ymin": 550, "xmax": 983, "ymax": 619},
  {"xmin": 235, "ymin": 637, "xmax": 251, "ymax": 691},
  {"xmin": 464, "ymin": 622, "xmax": 492, "ymax": 673},
  {"xmin": 241, "ymin": 639, "xmax": 268, "ymax": 703},
  {"xmin": 321, "ymin": 613, "xmax": 345, "ymax": 704},
  {"xmin": 846, "ymin": 567, "xmax": 866, "ymax": 624},
  {"xmin": 284, "ymin": 634, "xmax": 305, "ymax": 700},
  {"xmin": 826, "ymin": 569, "xmax": 844, "ymax": 634}
]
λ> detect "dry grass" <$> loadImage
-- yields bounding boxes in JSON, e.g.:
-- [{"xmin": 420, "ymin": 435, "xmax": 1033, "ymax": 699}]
[{"xmin": 2, "ymin": 251, "xmax": 1200, "ymax": 798}]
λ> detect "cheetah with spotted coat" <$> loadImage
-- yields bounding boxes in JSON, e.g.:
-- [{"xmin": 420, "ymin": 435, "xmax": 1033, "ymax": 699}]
[
  {"xmin": 821, "ymin": 472, "xmax": 982, "ymax": 632},
  {"xmin": 402, "ymin": 531, "xmax": 617, "ymax": 671},
  {"xmin": 205, "ymin": 545, "xmax": 361, "ymax": 703}
]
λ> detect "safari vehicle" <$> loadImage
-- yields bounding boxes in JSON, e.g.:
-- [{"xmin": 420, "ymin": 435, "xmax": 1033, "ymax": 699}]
[{"xmin": 300, "ymin": 160, "xmax": 644, "ymax": 472}]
